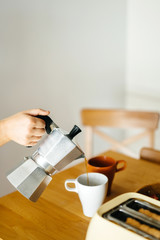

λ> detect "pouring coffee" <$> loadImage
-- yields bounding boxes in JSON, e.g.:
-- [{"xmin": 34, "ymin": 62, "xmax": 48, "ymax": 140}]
[{"xmin": 7, "ymin": 116, "xmax": 84, "ymax": 202}]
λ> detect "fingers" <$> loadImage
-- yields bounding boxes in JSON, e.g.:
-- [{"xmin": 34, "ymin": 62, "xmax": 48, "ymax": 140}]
[
  {"xmin": 25, "ymin": 109, "xmax": 51, "ymax": 129},
  {"xmin": 27, "ymin": 142, "xmax": 38, "ymax": 147},
  {"xmin": 27, "ymin": 140, "xmax": 41, "ymax": 147},
  {"xmin": 24, "ymin": 113, "xmax": 48, "ymax": 146},
  {"xmin": 32, "ymin": 118, "xmax": 46, "ymax": 128},
  {"xmin": 25, "ymin": 108, "xmax": 50, "ymax": 116},
  {"xmin": 26, "ymin": 121, "xmax": 46, "ymax": 146},
  {"xmin": 31, "ymin": 127, "xmax": 46, "ymax": 136},
  {"xmin": 24, "ymin": 134, "xmax": 44, "ymax": 147}
]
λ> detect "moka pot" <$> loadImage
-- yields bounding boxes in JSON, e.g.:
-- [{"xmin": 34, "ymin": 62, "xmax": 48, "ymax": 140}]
[{"xmin": 7, "ymin": 116, "xmax": 84, "ymax": 202}]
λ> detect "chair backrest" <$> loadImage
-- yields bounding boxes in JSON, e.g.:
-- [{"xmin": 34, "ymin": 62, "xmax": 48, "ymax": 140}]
[
  {"xmin": 81, "ymin": 109, "xmax": 159, "ymax": 158},
  {"xmin": 140, "ymin": 147, "xmax": 160, "ymax": 164}
]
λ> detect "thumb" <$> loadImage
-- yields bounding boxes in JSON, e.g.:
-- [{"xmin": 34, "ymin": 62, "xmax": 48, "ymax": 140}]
[{"xmin": 25, "ymin": 108, "xmax": 50, "ymax": 116}]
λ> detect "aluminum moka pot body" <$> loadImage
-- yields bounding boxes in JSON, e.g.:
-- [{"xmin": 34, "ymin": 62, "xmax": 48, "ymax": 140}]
[{"xmin": 7, "ymin": 116, "xmax": 84, "ymax": 202}]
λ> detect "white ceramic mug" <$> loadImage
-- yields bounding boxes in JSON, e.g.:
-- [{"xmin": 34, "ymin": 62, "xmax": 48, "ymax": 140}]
[{"xmin": 65, "ymin": 172, "xmax": 108, "ymax": 217}]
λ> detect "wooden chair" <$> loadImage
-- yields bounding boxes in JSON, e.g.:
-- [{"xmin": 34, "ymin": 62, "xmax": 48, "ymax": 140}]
[
  {"xmin": 140, "ymin": 147, "xmax": 160, "ymax": 164},
  {"xmin": 81, "ymin": 109, "xmax": 159, "ymax": 158}
]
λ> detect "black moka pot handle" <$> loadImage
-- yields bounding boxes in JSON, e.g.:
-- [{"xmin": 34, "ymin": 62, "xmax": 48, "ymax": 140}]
[{"xmin": 36, "ymin": 115, "xmax": 54, "ymax": 134}]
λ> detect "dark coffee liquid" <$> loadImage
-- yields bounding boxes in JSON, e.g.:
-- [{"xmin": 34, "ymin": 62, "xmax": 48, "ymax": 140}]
[{"xmin": 89, "ymin": 159, "xmax": 111, "ymax": 167}]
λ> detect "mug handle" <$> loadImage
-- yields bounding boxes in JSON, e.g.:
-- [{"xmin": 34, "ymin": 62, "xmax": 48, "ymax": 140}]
[
  {"xmin": 65, "ymin": 179, "xmax": 78, "ymax": 193},
  {"xmin": 115, "ymin": 160, "xmax": 127, "ymax": 172}
]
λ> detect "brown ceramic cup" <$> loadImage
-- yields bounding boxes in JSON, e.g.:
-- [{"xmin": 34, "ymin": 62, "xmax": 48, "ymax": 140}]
[{"xmin": 87, "ymin": 156, "xmax": 127, "ymax": 195}]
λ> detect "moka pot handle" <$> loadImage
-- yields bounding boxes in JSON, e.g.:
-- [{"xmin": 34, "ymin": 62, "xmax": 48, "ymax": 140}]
[{"xmin": 36, "ymin": 115, "xmax": 58, "ymax": 134}]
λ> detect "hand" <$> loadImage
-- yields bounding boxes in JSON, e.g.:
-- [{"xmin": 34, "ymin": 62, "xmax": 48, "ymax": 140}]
[{"xmin": 0, "ymin": 109, "xmax": 50, "ymax": 146}]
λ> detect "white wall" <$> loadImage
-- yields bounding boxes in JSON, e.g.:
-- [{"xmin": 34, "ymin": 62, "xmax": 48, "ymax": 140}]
[
  {"xmin": 126, "ymin": 0, "xmax": 160, "ymax": 100},
  {"xmin": 125, "ymin": 0, "xmax": 160, "ymax": 154},
  {"xmin": 0, "ymin": 0, "xmax": 127, "ymax": 197}
]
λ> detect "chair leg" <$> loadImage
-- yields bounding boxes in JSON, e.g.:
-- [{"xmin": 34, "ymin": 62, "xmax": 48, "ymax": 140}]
[{"xmin": 149, "ymin": 131, "xmax": 154, "ymax": 148}]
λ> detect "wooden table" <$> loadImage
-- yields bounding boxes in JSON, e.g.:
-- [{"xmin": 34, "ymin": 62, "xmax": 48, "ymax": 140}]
[{"xmin": 0, "ymin": 151, "xmax": 160, "ymax": 240}]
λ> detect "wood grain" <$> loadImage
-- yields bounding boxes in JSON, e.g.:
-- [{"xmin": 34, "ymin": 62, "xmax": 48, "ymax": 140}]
[
  {"xmin": 81, "ymin": 109, "xmax": 159, "ymax": 128},
  {"xmin": 0, "ymin": 151, "xmax": 160, "ymax": 240}
]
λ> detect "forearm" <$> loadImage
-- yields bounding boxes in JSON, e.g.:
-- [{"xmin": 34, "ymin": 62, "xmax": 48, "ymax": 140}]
[{"xmin": 0, "ymin": 119, "xmax": 10, "ymax": 146}]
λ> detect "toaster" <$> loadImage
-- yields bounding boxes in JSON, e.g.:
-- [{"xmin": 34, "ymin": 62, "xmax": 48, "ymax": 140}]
[{"xmin": 86, "ymin": 193, "xmax": 160, "ymax": 240}]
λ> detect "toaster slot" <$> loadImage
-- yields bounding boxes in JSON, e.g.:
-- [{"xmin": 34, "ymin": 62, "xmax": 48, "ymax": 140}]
[
  {"xmin": 123, "ymin": 199, "xmax": 160, "ymax": 224},
  {"xmin": 103, "ymin": 208, "xmax": 160, "ymax": 240}
]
